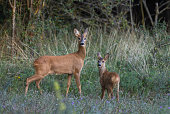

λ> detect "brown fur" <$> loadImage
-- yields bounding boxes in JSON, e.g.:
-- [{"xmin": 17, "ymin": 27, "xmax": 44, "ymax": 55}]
[
  {"xmin": 25, "ymin": 28, "xmax": 88, "ymax": 96},
  {"xmin": 97, "ymin": 53, "xmax": 120, "ymax": 101}
]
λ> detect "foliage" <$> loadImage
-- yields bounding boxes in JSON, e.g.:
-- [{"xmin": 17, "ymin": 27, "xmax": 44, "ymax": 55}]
[
  {"xmin": 0, "ymin": 0, "xmax": 169, "ymax": 113},
  {"xmin": 0, "ymin": 22, "xmax": 169, "ymax": 112},
  {"xmin": 0, "ymin": 0, "xmax": 131, "ymax": 29}
]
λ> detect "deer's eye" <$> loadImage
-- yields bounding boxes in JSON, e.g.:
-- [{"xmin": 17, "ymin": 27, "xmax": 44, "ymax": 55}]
[
  {"xmin": 84, "ymin": 38, "xmax": 86, "ymax": 40},
  {"xmin": 78, "ymin": 38, "xmax": 81, "ymax": 40},
  {"xmin": 102, "ymin": 61, "xmax": 104, "ymax": 63}
]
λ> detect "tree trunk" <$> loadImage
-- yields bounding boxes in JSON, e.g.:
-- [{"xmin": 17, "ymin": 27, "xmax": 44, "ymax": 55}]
[
  {"xmin": 9, "ymin": 0, "xmax": 16, "ymax": 60},
  {"xmin": 140, "ymin": 0, "xmax": 145, "ymax": 29},
  {"xmin": 130, "ymin": 0, "xmax": 134, "ymax": 32}
]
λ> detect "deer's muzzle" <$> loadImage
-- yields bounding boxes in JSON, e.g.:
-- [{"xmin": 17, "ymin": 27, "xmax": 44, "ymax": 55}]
[{"xmin": 80, "ymin": 42, "xmax": 84, "ymax": 45}]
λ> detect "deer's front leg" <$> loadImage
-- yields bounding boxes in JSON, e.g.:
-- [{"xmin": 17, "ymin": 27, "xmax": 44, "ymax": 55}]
[
  {"xmin": 101, "ymin": 87, "xmax": 105, "ymax": 100},
  {"xmin": 111, "ymin": 92, "xmax": 113, "ymax": 99},
  {"xmin": 66, "ymin": 74, "xmax": 72, "ymax": 97},
  {"xmin": 74, "ymin": 72, "xmax": 81, "ymax": 96}
]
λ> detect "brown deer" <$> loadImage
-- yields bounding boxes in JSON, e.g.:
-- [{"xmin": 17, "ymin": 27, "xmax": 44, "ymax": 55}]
[
  {"xmin": 25, "ymin": 28, "xmax": 88, "ymax": 96},
  {"xmin": 97, "ymin": 52, "xmax": 120, "ymax": 101}
]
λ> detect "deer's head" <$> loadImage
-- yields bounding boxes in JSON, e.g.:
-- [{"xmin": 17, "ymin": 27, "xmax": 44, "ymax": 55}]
[
  {"xmin": 97, "ymin": 52, "xmax": 109, "ymax": 68},
  {"xmin": 74, "ymin": 28, "xmax": 88, "ymax": 46}
]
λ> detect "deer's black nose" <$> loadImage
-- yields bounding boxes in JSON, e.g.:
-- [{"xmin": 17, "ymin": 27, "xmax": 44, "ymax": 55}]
[{"xmin": 80, "ymin": 43, "xmax": 84, "ymax": 45}]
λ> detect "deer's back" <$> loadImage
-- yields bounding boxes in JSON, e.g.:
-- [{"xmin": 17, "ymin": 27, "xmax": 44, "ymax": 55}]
[
  {"xmin": 33, "ymin": 53, "xmax": 84, "ymax": 75},
  {"xmin": 100, "ymin": 72, "xmax": 120, "ymax": 87}
]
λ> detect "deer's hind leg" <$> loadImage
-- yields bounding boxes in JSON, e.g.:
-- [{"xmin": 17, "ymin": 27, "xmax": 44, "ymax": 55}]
[
  {"xmin": 25, "ymin": 74, "xmax": 44, "ymax": 95},
  {"xmin": 111, "ymin": 85, "xmax": 115, "ymax": 99},
  {"xmin": 116, "ymin": 82, "xmax": 120, "ymax": 102},
  {"xmin": 107, "ymin": 89, "xmax": 112, "ymax": 99},
  {"xmin": 25, "ymin": 63, "xmax": 51, "ymax": 96},
  {"xmin": 36, "ymin": 79, "xmax": 42, "ymax": 94}
]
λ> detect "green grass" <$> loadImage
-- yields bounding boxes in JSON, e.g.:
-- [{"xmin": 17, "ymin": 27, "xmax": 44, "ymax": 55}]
[{"xmin": 0, "ymin": 21, "xmax": 169, "ymax": 113}]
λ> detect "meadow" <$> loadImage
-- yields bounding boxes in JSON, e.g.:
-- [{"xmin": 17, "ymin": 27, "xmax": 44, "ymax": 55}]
[{"xmin": 0, "ymin": 20, "xmax": 169, "ymax": 113}]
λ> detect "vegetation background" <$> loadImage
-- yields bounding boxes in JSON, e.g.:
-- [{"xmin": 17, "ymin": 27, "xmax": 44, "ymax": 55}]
[{"xmin": 0, "ymin": 0, "xmax": 169, "ymax": 113}]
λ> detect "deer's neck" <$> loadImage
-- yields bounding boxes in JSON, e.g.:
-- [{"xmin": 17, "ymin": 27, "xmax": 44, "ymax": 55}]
[
  {"xmin": 99, "ymin": 67, "xmax": 107, "ymax": 77},
  {"xmin": 77, "ymin": 44, "xmax": 86, "ymax": 60}
]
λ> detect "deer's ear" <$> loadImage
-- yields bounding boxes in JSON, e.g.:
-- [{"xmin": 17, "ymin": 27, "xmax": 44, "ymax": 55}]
[
  {"xmin": 97, "ymin": 52, "xmax": 101, "ymax": 59},
  {"xmin": 74, "ymin": 29, "xmax": 81, "ymax": 38},
  {"xmin": 104, "ymin": 53, "xmax": 109, "ymax": 61},
  {"xmin": 83, "ymin": 28, "xmax": 88, "ymax": 37}
]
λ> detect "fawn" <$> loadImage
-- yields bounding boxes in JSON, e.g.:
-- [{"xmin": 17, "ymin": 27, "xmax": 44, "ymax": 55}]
[
  {"xmin": 25, "ymin": 28, "xmax": 88, "ymax": 96},
  {"xmin": 97, "ymin": 52, "xmax": 120, "ymax": 101}
]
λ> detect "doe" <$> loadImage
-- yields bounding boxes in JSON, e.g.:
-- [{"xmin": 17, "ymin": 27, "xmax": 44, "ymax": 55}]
[
  {"xmin": 25, "ymin": 28, "xmax": 88, "ymax": 96},
  {"xmin": 97, "ymin": 52, "xmax": 120, "ymax": 101}
]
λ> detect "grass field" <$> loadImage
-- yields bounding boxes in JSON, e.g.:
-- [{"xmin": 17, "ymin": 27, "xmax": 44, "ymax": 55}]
[{"xmin": 0, "ymin": 24, "xmax": 169, "ymax": 113}]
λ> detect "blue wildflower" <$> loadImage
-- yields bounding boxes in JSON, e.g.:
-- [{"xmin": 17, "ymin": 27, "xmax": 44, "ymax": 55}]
[
  {"xmin": 72, "ymin": 101, "xmax": 74, "ymax": 105},
  {"xmin": 106, "ymin": 100, "xmax": 110, "ymax": 103}
]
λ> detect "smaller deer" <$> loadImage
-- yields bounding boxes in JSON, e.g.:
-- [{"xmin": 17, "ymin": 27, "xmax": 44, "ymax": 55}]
[{"xmin": 97, "ymin": 52, "xmax": 120, "ymax": 101}]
